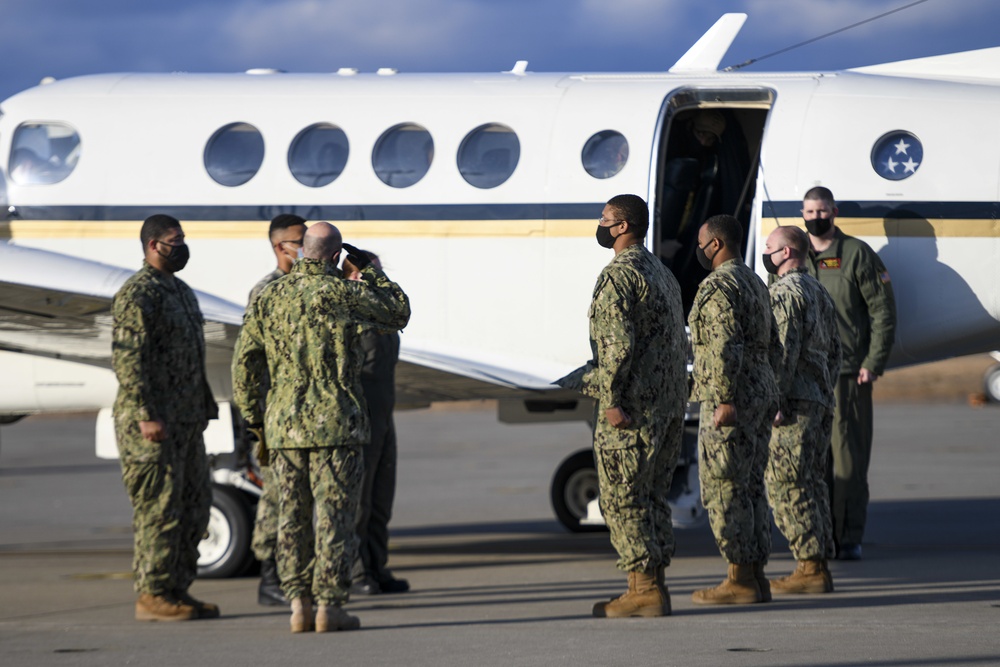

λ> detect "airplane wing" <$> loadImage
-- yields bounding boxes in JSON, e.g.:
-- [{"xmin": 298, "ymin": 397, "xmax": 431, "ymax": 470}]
[
  {"xmin": 0, "ymin": 242, "xmax": 569, "ymax": 407},
  {"xmin": 0, "ymin": 242, "xmax": 243, "ymax": 369}
]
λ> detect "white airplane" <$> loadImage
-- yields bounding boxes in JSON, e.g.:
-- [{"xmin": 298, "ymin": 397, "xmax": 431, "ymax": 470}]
[{"xmin": 2, "ymin": 13, "xmax": 998, "ymax": 575}]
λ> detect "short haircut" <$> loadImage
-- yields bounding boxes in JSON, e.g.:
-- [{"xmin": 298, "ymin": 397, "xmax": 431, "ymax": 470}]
[
  {"xmin": 704, "ymin": 214, "xmax": 742, "ymax": 252},
  {"xmin": 775, "ymin": 225, "xmax": 809, "ymax": 254},
  {"xmin": 302, "ymin": 221, "xmax": 342, "ymax": 259},
  {"xmin": 606, "ymin": 194, "xmax": 649, "ymax": 238},
  {"xmin": 268, "ymin": 213, "xmax": 307, "ymax": 242},
  {"xmin": 140, "ymin": 214, "xmax": 181, "ymax": 248},
  {"xmin": 803, "ymin": 186, "xmax": 836, "ymax": 207}
]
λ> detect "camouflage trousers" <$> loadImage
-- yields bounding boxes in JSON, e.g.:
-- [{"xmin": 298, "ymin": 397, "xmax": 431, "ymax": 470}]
[
  {"xmin": 698, "ymin": 401, "xmax": 772, "ymax": 565},
  {"xmin": 251, "ymin": 465, "xmax": 279, "ymax": 562},
  {"xmin": 594, "ymin": 411, "xmax": 681, "ymax": 572},
  {"xmin": 766, "ymin": 399, "xmax": 835, "ymax": 561},
  {"xmin": 115, "ymin": 417, "xmax": 211, "ymax": 596},
  {"xmin": 273, "ymin": 446, "xmax": 364, "ymax": 605}
]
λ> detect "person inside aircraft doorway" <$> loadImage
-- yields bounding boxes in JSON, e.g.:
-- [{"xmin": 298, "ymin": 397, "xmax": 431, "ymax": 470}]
[{"xmin": 556, "ymin": 194, "xmax": 687, "ymax": 618}]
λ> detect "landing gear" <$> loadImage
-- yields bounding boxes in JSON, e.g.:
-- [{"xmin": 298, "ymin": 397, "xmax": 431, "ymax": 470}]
[
  {"xmin": 984, "ymin": 361, "xmax": 1000, "ymax": 403},
  {"xmin": 198, "ymin": 484, "xmax": 257, "ymax": 578},
  {"xmin": 550, "ymin": 450, "xmax": 604, "ymax": 533}
]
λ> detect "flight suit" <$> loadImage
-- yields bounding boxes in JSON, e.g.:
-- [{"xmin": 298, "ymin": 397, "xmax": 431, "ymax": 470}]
[
  {"xmin": 807, "ymin": 229, "xmax": 896, "ymax": 548},
  {"xmin": 245, "ymin": 267, "xmax": 285, "ymax": 564},
  {"xmin": 767, "ymin": 268, "xmax": 841, "ymax": 561},
  {"xmin": 689, "ymin": 258, "xmax": 780, "ymax": 566},
  {"xmin": 112, "ymin": 262, "xmax": 218, "ymax": 596},
  {"xmin": 557, "ymin": 244, "xmax": 687, "ymax": 573},
  {"xmin": 232, "ymin": 258, "xmax": 410, "ymax": 605},
  {"xmin": 353, "ymin": 329, "xmax": 401, "ymax": 586}
]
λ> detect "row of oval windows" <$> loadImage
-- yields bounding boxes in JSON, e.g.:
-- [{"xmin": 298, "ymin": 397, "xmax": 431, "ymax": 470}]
[{"xmin": 7, "ymin": 121, "xmax": 631, "ymax": 189}]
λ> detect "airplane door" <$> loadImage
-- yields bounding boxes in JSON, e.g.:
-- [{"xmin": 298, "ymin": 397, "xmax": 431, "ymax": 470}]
[{"xmin": 650, "ymin": 88, "xmax": 773, "ymax": 315}]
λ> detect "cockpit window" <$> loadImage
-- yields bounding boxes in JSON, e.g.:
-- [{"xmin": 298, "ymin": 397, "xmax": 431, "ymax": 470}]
[
  {"xmin": 372, "ymin": 123, "xmax": 433, "ymax": 188},
  {"xmin": 288, "ymin": 123, "xmax": 349, "ymax": 187},
  {"xmin": 9, "ymin": 122, "xmax": 81, "ymax": 185},
  {"xmin": 582, "ymin": 130, "xmax": 629, "ymax": 179},
  {"xmin": 204, "ymin": 122, "xmax": 264, "ymax": 186},
  {"xmin": 457, "ymin": 124, "xmax": 520, "ymax": 189}
]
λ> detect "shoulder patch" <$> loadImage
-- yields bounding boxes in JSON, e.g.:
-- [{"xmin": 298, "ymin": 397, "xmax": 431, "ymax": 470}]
[
  {"xmin": 818, "ymin": 258, "xmax": 841, "ymax": 269},
  {"xmin": 880, "ymin": 270, "xmax": 891, "ymax": 283}
]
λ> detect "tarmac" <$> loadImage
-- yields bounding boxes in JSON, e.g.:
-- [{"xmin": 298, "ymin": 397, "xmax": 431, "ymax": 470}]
[{"xmin": 1, "ymin": 396, "xmax": 999, "ymax": 666}]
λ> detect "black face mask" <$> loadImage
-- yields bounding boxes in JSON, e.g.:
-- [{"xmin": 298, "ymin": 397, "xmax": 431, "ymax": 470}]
[
  {"xmin": 695, "ymin": 240, "xmax": 716, "ymax": 270},
  {"xmin": 596, "ymin": 223, "xmax": 619, "ymax": 249},
  {"xmin": 805, "ymin": 217, "xmax": 832, "ymax": 236},
  {"xmin": 762, "ymin": 251, "xmax": 783, "ymax": 275},
  {"xmin": 156, "ymin": 241, "xmax": 190, "ymax": 272}
]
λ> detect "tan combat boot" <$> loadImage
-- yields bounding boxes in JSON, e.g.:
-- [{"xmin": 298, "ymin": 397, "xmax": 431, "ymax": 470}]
[
  {"xmin": 290, "ymin": 596, "xmax": 314, "ymax": 633},
  {"xmin": 691, "ymin": 563, "xmax": 762, "ymax": 605},
  {"xmin": 593, "ymin": 570, "xmax": 669, "ymax": 618},
  {"xmin": 770, "ymin": 559, "xmax": 834, "ymax": 594},
  {"xmin": 315, "ymin": 604, "xmax": 361, "ymax": 632},
  {"xmin": 174, "ymin": 590, "xmax": 220, "ymax": 619},
  {"xmin": 135, "ymin": 593, "xmax": 196, "ymax": 622},
  {"xmin": 753, "ymin": 562, "xmax": 772, "ymax": 602}
]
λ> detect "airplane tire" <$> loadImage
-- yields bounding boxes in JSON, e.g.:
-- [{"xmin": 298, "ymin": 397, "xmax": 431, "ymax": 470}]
[
  {"xmin": 198, "ymin": 484, "xmax": 256, "ymax": 579},
  {"xmin": 984, "ymin": 363, "xmax": 1000, "ymax": 403},
  {"xmin": 550, "ymin": 449, "xmax": 605, "ymax": 533}
]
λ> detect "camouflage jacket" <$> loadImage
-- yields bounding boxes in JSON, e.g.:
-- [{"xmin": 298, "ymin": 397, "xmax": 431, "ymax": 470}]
[
  {"xmin": 111, "ymin": 261, "xmax": 218, "ymax": 424},
  {"xmin": 248, "ymin": 267, "xmax": 286, "ymax": 307},
  {"xmin": 557, "ymin": 244, "xmax": 687, "ymax": 436},
  {"xmin": 807, "ymin": 228, "xmax": 896, "ymax": 375},
  {"xmin": 231, "ymin": 258, "xmax": 410, "ymax": 449},
  {"xmin": 769, "ymin": 268, "xmax": 842, "ymax": 409},
  {"xmin": 689, "ymin": 258, "xmax": 780, "ymax": 408}
]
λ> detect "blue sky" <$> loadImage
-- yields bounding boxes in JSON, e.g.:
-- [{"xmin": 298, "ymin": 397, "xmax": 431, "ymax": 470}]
[{"xmin": 1, "ymin": 0, "xmax": 998, "ymax": 102}]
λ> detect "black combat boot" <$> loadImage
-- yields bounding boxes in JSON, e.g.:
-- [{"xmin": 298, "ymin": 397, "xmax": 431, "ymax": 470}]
[{"xmin": 258, "ymin": 559, "xmax": 289, "ymax": 606}]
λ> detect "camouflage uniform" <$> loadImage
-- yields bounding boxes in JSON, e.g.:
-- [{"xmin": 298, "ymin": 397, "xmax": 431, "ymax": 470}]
[
  {"xmin": 353, "ymin": 329, "xmax": 402, "ymax": 585},
  {"xmin": 557, "ymin": 244, "xmax": 687, "ymax": 572},
  {"xmin": 232, "ymin": 258, "xmax": 410, "ymax": 605},
  {"xmin": 246, "ymin": 267, "xmax": 285, "ymax": 563},
  {"xmin": 111, "ymin": 261, "xmax": 218, "ymax": 596},
  {"xmin": 689, "ymin": 258, "xmax": 780, "ymax": 566},
  {"xmin": 767, "ymin": 268, "xmax": 842, "ymax": 561},
  {"xmin": 807, "ymin": 229, "xmax": 896, "ymax": 547}
]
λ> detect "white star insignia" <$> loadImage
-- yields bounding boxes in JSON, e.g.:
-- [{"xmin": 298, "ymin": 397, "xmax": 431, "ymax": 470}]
[
  {"xmin": 884, "ymin": 157, "xmax": 898, "ymax": 173},
  {"xmin": 894, "ymin": 139, "xmax": 910, "ymax": 155},
  {"xmin": 902, "ymin": 157, "xmax": 919, "ymax": 173}
]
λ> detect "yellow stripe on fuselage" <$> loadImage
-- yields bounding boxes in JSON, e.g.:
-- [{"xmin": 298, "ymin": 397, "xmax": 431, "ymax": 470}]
[
  {"xmin": 0, "ymin": 219, "xmax": 598, "ymax": 240},
  {"xmin": 764, "ymin": 218, "xmax": 1000, "ymax": 238}
]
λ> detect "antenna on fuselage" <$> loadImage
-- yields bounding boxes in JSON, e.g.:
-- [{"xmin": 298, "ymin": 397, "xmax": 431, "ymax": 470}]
[
  {"xmin": 669, "ymin": 13, "xmax": 747, "ymax": 73},
  {"xmin": 507, "ymin": 61, "xmax": 529, "ymax": 76}
]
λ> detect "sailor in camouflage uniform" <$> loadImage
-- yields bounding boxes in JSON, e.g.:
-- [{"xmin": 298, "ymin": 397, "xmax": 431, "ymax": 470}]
[
  {"xmin": 557, "ymin": 194, "xmax": 686, "ymax": 618},
  {"xmin": 762, "ymin": 225, "xmax": 841, "ymax": 594},
  {"xmin": 232, "ymin": 222, "xmax": 410, "ymax": 633},
  {"xmin": 245, "ymin": 214, "xmax": 308, "ymax": 607},
  {"xmin": 112, "ymin": 214, "xmax": 220, "ymax": 622},
  {"xmin": 688, "ymin": 214, "xmax": 781, "ymax": 605}
]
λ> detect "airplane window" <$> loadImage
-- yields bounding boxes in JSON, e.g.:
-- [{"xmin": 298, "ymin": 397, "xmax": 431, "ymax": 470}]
[
  {"xmin": 372, "ymin": 123, "xmax": 433, "ymax": 188},
  {"xmin": 8, "ymin": 122, "xmax": 81, "ymax": 185},
  {"xmin": 288, "ymin": 123, "xmax": 349, "ymax": 187},
  {"xmin": 204, "ymin": 122, "xmax": 264, "ymax": 187},
  {"xmin": 582, "ymin": 130, "xmax": 629, "ymax": 179},
  {"xmin": 457, "ymin": 124, "xmax": 520, "ymax": 189}
]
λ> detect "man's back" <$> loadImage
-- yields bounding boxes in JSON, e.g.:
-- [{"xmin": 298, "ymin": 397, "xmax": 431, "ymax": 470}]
[
  {"xmin": 769, "ymin": 269, "xmax": 841, "ymax": 409},
  {"xmin": 689, "ymin": 258, "xmax": 778, "ymax": 408},
  {"xmin": 233, "ymin": 259, "xmax": 410, "ymax": 450}
]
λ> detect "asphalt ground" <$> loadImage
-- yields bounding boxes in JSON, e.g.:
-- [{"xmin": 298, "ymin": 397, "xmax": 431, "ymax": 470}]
[{"xmin": 1, "ymin": 375, "xmax": 999, "ymax": 666}]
